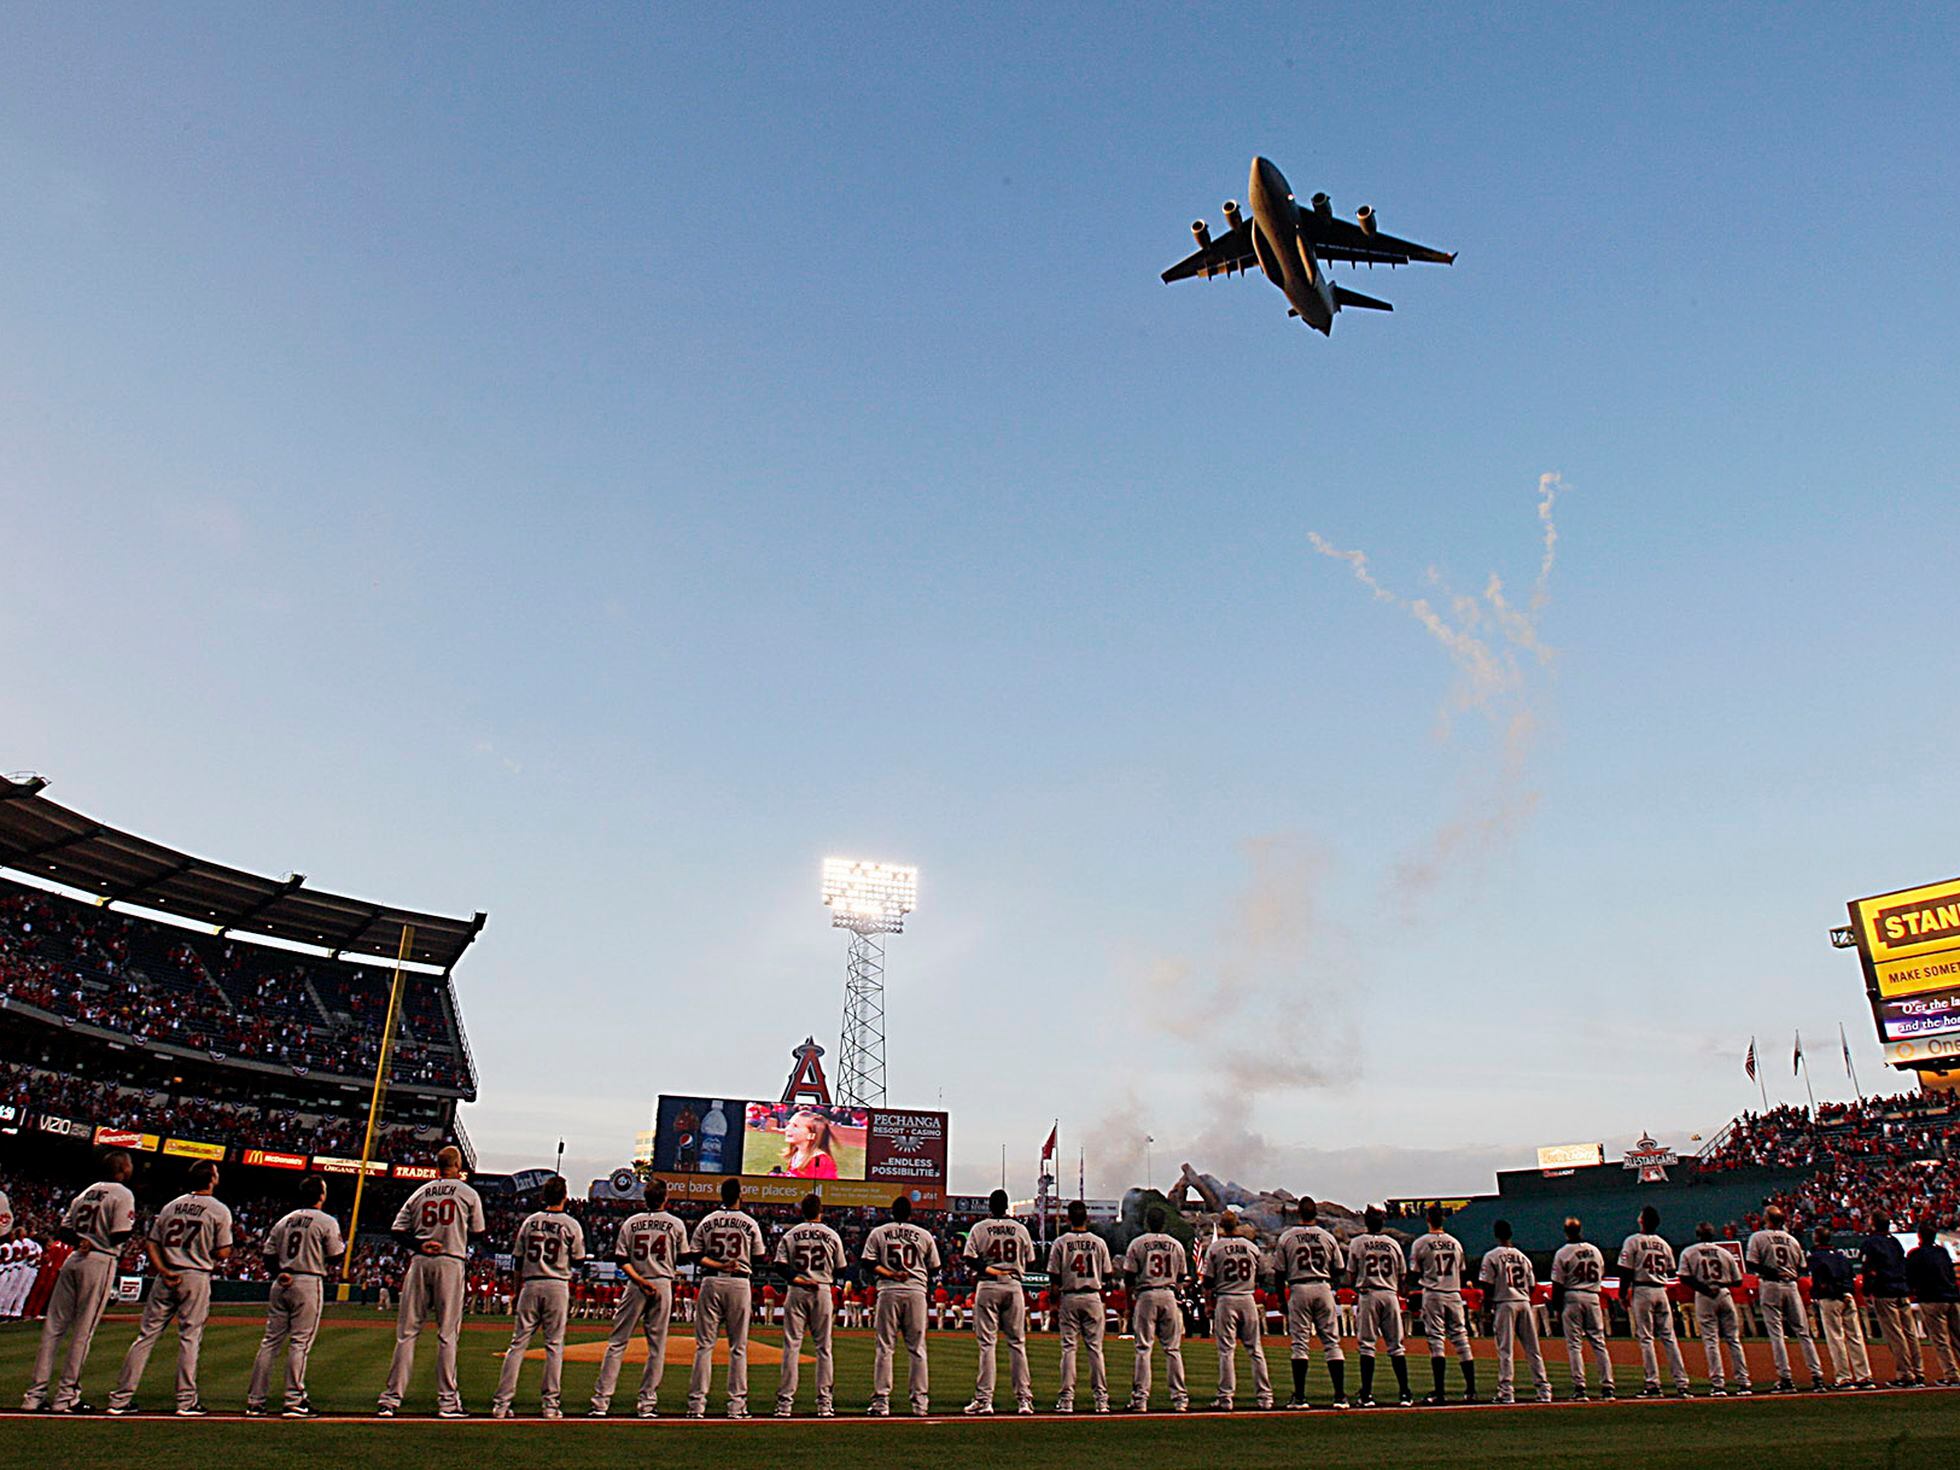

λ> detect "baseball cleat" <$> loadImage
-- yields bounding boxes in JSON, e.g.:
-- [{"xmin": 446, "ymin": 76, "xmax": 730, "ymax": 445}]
[
  {"xmin": 685, "ymin": 1408, "xmax": 706, "ymax": 1419},
  {"xmin": 1397, "ymin": 1394, "xmax": 1415, "ymax": 1408},
  {"xmin": 1356, "ymin": 1396, "xmax": 1377, "ymax": 1409},
  {"xmin": 1639, "ymin": 1386, "xmax": 1662, "ymax": 1399},
  {"xmin": 1496, "ymin": 1393, "xmax": 1515, "ymax": 1406},
  {"xmin": 106, "ymin": 1403, "xmax": 141, "ymax": 1416},
  {"xmin": 1672, "ymin": 1387, "xmax": 1693, "ymax": 1399},
  {"xmin": 541, "ymin": 1407, "xmax": 562, "ymax": 1420},
  {"xmin": 438, "ymin": 1406, "xmax": 470, "ymax": 1419},
  {"xmin": 776, "ymin": 1401, "xmax": 795, "ymax": 1418},
  {"xmin": 1331, "ymin": 1397, "xmax": 1350, "ymax": 1410},
  {"xmin": 1599, "ymin": 1385, "xmax": 1615, "ymax": 1399},
  {"xmin": 1255, "ymin": 1399, "xmax": 1274, "ymax": 1411},
  {"xmin": 1536, "ymin": 1390, "xmax": 1554, "ymax": 1403},
  {"xmin": 1423, "ymin": 1392, "xmax": 1449, "ymax": 1406},
  {"xmin": 1710, "ymin": 1387, "xmax": 1727, "ymax": 1397},
  {"xmin": 491, "ymin": 1406, "xmax": 512, "ymax": 1419},
  {"xmin": 53, "ymin": 1403, "xmax": 96, "ymax": 1415},
  {"xmin": 283, "ymin": 1403, "xmax": 316, "ymax": 1419},
  {"xmin": 244, "ymin": 1405, "xmax": 269, "ymax": 1417},
  {"xmin": 1016, "ymin": 1400, "xmax": 1035, "ymax": 1415},
  {"xmin": 962, "ymin": 1400, "xmax": 993, "ymax": 1415},
  {"xmin": 374, "ymin": 1405, "xmax": 397, "ymax": 1418},
  {"xmin": 727, "ymin": 1406, "xmax": 751, "ymax": 1420},
  {"xmin": 1211, "ymin": 1397, "xmax": 1234, "ymax": 1412},
  {"xmin": 1053, "ymin": 1398, "xmax": 1074, "ymax": 1414},
  {"xmin": 1285, "ymin": 1396, "xmax": 1310, "ymax": 1410},
  {"xmin": 1094, "ymin": 1400, "xmax": 1110, "ymax": 1414},
  {"xmin": 176, "ymin": 1403, "xmax": 208, "ymax": 1417},
  {"xmin": 865, "ymin": 1401, "xmax": 889, "ymax": 1417},
  {"xmin": 637, "ymin": 1405, "xmax": 660, "ymax": 1418},
  {"xmin": 1773, "ymin": 1379, "xmax": 1795, "ymax": 1394},
  {"xmin": 816, "ymin": 1404, "xmax": 835, "ymax": 1418},
  {"xmin": 1571, "ymin": 1390, "xmax": 1589, "ymax": 1402}
]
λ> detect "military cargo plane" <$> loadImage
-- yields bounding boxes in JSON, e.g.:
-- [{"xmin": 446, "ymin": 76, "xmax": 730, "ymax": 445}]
[{"xmin": 1162, "ymin": 156, "xmax": 1455, "ymax": 335}]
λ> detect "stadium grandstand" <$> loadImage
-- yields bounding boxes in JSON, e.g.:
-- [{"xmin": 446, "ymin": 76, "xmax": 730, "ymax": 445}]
[{"xmin": 0, "ymin": 774, "xmax": 485, "ymax": 1290}]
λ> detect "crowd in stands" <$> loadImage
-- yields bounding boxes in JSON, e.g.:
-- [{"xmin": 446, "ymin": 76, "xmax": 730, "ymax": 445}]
[
  {"xmin": 1700, "ymin": 1091, "xmax": 1960, "ymax": 1236},
  {"xmin": 0, "ymin": 881, "xmax": 469, "ymax": 1090}
]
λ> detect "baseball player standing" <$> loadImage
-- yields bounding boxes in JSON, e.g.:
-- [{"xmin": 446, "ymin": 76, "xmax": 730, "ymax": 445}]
[
  {"xmin": 963, "ymin": 1188, "xmax": 1037, "ymax": 1415},
  {"xmin": 1479, "ymin": 1220, "xmax": 1551, "ymax": 1404},
  {"xmin": 773, "ymin": 1191, "xmax": 848, "ymax": 1417},
  {"xmin": 377, "ymin": 1145, "xmax": 487, "ymax": 1418},
  {"xmin": 1048, "ymin": 1200, "xmax": 1114, "ymax": 1413},
  {"xmin": 107, "ymin": 1159, "xmax": 234, "ymax": 1416},
  {"xmin": 1346, "ymin": 1204, "xmax": 1413, "ymax": 1408},
  {"xmin": 686, "ymin": 1176, "xmax": 768, "ymax": 1418},
  {"xmin": 1745, "ymin": 1205, "xmax": 1825, "ymax": 1392},
  {"xmin": 1549, "ymin": 1216, "xmax": 1615, "ymax": 1400},
  {"xmin": 1201, "ymin": 1211, "xmax": 1274, "ymax": 1411},
  {"xmin": 589, "ymin": 1177, "xmax": 688, "ymax": 1417},
  {"xmin": 1122, "ymin": 1203, "xmax": 1191, "ymax": 1413},
  {"xmin": 1678, "ymin": 1222, "xmax": 1751, "ymax": 1396},
  {"xmin": 1409, "ymin": 1204, "xmax": 1477, "ymax": 1405},
  {"xmin": 1274, "ymin": 1197, "xmax": 1346, "ymax": 1410},
  {"xmin": 21, "ymin": 1151, "xmax": 136, "ymax": 1413},
  {"xmin": 491, "ymin": 1176, "xmax": 588, "ymax": 1418},
  {"xmin": 1617, "ymin": 1205, "xmax": 1690, "ymax": 1397},
  {"xmin": 245, "ymin": 1176, "xmax": 346, "ymax": 1417},
  {"xmin": 862, "ymin": 1194, "xmax": 940, "ymax": 1416}
]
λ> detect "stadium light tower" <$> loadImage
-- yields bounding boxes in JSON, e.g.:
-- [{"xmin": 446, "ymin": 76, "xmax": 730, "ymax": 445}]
[{"xmin": 822, "ymin": 857, "xmax": 917, "ymax": 1108}]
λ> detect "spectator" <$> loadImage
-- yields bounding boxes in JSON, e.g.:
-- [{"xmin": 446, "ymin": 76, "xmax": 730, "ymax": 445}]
[
  {"xmin": 1805, "ymin": 1225, "xmax": 1873, "ymax": 1390},
  {"xmin": 1905, "ymin": 1223, "xmax": 1960, "ymax": 1387}
]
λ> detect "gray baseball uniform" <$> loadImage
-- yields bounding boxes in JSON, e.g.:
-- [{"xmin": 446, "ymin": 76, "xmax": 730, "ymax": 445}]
[
  {"xmin": 1411, "ymin": 1231, "xmax": 1473, "ymax": 1362},
  {"xmin": 863, "ymin": 1219, "xmax": 940, "ymax": 1413},
  {"xmin": 687, "ymin": 1207, "xmax": 768, "ymax": 1415},
  {"xmin": 1550, "ymin": 1240, "xmax": 1614, "ymax": 1394},
  {"xmin": 109, "ymin": 1191, "xmax": 234, "ymax": 1412},
  {"xmin": 1347, "ymin": 1232, "xmax": 1408, "ymax": 1358},
  {"xmin": 773, "ymin": 1219, "xmax": 847, "ymax": 1412},
  {"xmin": 1480, "ymin": 1244, "xmax": 1550, "ymax": 1401},
  {"xmin": 1746, "ymin": 1228, "xmax": 1823, "ymax": 1383},
  {"xmin": 22, "ymin": 1178, "xmax": 137, "ymax": 1411},
  {"xmin": 1275, "ymin": 1224, "xmax": 1345, "ymax": 1366},
  {"xmin": 1123, "ymin": 1230, "xmax": 1190, "ymax": 1409},
  {"xmin": 247, "ymin": 1206, "xmax": 346, "ymax": 1411},
  {"xmin": 1203, "ymin": 1234, "xmax": 1273, "ymax": 1407},
  {"xmin": 492, "ymin": 1209, "xmax": 588, "ymax": 1415},
  {"xmin": 590, "ymin": 1208, "xmax": 687, "ymax": 1414},
  {"xmin": 1049, "ymin": 1228, "xmax": 1114, "ymax": 1410},
  {"xmin": 1617, "ymin": 1232, "xmax": 1689, "ymax": 1391},
  {"xmin": 965, "ymin": 1216, "xmax": 1036, "ymax": 1410},
  {"xmin": 1679, "ymin": 1240, "xmax": 1751, "ymax": 1391},
  {"xmin": 379, "ymin": 1175, "xmax": 487, "ymax": 1413}
]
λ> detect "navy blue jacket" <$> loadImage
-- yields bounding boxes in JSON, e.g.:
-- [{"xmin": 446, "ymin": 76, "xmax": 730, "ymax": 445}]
[
  {"xmin": 1861, "ymin": 1232, "xmax": 1910, "ymax": 1298},
  {"xmin": 1906, "ymin": 1243, "xmax": 1958, "ymax": 1304},
  {"xmin": 1807, "ymin": 1247, "xmax": 1857, "ymax": 1301}
]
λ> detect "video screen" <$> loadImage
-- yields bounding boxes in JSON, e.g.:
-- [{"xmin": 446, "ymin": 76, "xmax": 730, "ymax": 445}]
[
  {"xmin": 647, "ymin": 1096, "xmax": 744, "ymax": 1175},
  {"xmin": 743, "ymin": 1102, "xmax": 869, "ymax": 1181}
]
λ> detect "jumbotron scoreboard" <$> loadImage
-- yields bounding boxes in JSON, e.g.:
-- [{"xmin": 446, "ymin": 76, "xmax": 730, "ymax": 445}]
[{"xmin": 1846, "ymin": 874, "xmax": 1960, "ymax": 1075}]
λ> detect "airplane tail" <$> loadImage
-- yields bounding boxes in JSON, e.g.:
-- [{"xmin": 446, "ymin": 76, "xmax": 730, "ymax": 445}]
[{"xmin": 1333, "ymin": 285, "xmax": 1393, "ymax": 312}]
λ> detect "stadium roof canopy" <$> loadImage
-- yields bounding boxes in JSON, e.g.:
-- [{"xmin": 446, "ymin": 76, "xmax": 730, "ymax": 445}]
[{"xmin": 0, "ymin": 775, "xmax": 485, "ymax": 971}]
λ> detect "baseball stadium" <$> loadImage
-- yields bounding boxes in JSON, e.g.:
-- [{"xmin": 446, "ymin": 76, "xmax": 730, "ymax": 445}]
[{"xmin": 1, "ymin": 776, "xmax": 1956, "ymax": 1470}]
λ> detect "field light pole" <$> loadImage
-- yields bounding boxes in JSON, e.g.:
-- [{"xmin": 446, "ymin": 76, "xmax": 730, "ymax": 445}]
[
  {"xmin": 822, "ymin": 858, "xmax": 917, "ymax": 1109},
  {"xmin": 339, "ymin": 922, "xmax": 414, "ymax": 1303}
]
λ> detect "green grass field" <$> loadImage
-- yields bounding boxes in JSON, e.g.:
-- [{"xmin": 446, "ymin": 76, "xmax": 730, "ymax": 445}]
[{"xmin": 1, "ymin": 1306, "xmax": 1952, "ymax": 1470}]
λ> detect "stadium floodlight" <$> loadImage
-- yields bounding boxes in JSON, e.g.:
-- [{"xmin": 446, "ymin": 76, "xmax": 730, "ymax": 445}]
[
  {"xmin": 822, "ymin": 857, "xmax": 918, "ymax": 1108},
  {"xmin": 821, "ymin": 858, "xmax": 918, "ymax": 935}
]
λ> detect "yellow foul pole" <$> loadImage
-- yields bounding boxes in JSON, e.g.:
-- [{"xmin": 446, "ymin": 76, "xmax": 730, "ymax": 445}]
[{"xmin": 338, "ymin": 923, "xmax": 414, "ymax": 1302}]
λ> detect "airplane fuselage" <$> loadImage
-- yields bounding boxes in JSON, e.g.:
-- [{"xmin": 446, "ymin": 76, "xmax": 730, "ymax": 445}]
[{"xmin": 1247, "ymin": 156, "xmax": 1336, "ymax": 334}]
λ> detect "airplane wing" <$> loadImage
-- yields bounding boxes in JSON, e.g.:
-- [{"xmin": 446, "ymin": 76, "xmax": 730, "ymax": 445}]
[
  {"xmin": 1304, "ymin": 213, "xmax": 1455, "ymax": 265},
  {"xmin": 1161, "ymin": 223, "xmax": 1256, "ymax": 283}
]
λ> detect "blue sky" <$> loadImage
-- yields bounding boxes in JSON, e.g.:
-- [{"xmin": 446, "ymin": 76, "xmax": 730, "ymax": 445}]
[{"xmin": 4, "ymin": 4, "xmax": 1956, "ymax": 1203}]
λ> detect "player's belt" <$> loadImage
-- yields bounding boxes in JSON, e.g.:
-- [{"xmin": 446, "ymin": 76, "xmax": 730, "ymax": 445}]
[
  {"xmin": 1288, "ymin": 1277, "xmax": 1330, "ymax": 1286},
  {"xmin": 700, "ymin": 1268, "xmax": 751, "ymax": 1279},
  {"xmin": 1063, "ymin": 1286, "xmax": 1103, "ymax": 1295}
]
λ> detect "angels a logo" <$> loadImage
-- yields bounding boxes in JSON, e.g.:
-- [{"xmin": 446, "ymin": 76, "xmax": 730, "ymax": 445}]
[{"xmin": 1621, "ymin": 1132, "xmax": 1678, "ymax": 1184}]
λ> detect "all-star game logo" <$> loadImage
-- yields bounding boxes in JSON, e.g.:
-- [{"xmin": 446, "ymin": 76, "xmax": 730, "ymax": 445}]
[{"xmin": 1621, "ymin": 1132, "xmax": 1679, "ymax": 1184}]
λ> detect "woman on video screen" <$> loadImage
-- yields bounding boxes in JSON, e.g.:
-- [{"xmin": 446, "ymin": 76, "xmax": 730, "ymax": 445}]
[{"xmin": 780, "ymin": 1108, "xmax": 840, "ymax": 1179}]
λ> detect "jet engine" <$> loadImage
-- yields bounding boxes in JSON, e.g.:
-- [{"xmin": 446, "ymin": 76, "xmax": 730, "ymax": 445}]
[
  {"xmin": 1311, "ymin": 192, "xmax": 1332, "ymax": 217},
  {"xmin": 1222, "ymin": 200, "xmax": 1244, "ymax": 232},
  {"xmin": 1356, "ymin": 205, "xmax": 1377, "ymax": 237},
  {"xmin": 1191, "ymin": 220, "xmax": 1211, "ymax": 249}
]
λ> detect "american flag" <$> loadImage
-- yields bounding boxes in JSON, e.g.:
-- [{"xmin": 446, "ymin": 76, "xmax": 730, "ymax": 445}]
[{"xmin": 1744, "ymin": 1038, "xmax": 1757, "ymax": 1081}]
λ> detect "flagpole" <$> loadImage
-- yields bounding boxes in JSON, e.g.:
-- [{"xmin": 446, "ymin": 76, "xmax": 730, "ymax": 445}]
[
  {"xmin": 1841, "ymin": 1023, "xmax": 1865, "ymax": 1103},
  {"xmin": 1749, "ymin": 1036, "xmax": 1767, "ymax": 1112},
  {"xmin": 1796, "ymin": 1030, "xmax": 1817, "ymax": 1114}
]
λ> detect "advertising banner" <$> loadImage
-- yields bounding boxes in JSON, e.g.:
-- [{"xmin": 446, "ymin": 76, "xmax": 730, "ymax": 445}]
[
  {"xmin": 1535, "ymin": 1143, "xmax": 1605, "ymax": 1170},
  {"xmin": 1876, "ymin": 990, "xmax": 1960, "ymax": 1044},
  {"xmin": 312, "ymin": 1155, "xmax": 387, "ymax": 1175},
  {"xmin": 1882, "ymin": 1035, "xmax": 1960, "ymax": 1068},
  {"xmin": 240, "ymin": 1149, "xmax": 308, "ymax": 1171},
  {"xmin": 865, "ymin": 1109, "xmax": 948, "ymax": 1185},
  {"xmin": 37, "ymin": 1115, "xmax": 89, "ymax": 1139},
  {"xmin": 92, "ymin": 1128, "xmax": 160, "ymax": 1152},
  {"xmin": 1850, "ymin": 878, "xmax": 1960, "ymax": 1000},
  {"xmin": 162, "ymin": 1138, "xmax": 226, "ymax": 1161},
  {"xmin": 393, "ymin": 1163, "xmax": 439, "ymax": 1181},
  {"xmin": 648, "ymin": 1171, "xmax": 943, "ymax": 1210},
  {"xmin": 648, "ymin": 1097, "xmax": 743, "ymax": 1175}
]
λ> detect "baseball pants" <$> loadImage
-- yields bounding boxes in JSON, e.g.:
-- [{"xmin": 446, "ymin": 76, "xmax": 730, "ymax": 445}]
[
  {"xmin": 871, "ymin": 1287, "xmax": 930, "ymax": 1412},
  {"xmin": 776, "ymin": 1283, "xmax": 835, "ymax": 1410},
  {"xmin": 1212, "ymin": 1294, "xmax": 1272, "ymax": 1405},
  {"xmin": 1130, "ymin": 1286, "xmax": 1187, "ymax": 1408},
  {"xmin": 247, "ymin": 1274, "xmax": 326, "ymax": 1411},
  {"xmin": 380, "ymin": 1255, "xmax": 467, "ymax": 1412},
  {"xmin": 492, "ymin": 1279, "xmax": 571, "ymax": 1414},
  {"xmin": 687, "ymin": 1276, "xmax": 754, "ymax": 1414},
  {"xmin": 590, "ymin": 1279, "xmax": 673, "ymax": 1414},
  {"xmin": 972, "ymin": 1280, "xmax": 1032, "ymax": 1409},
  {"xmin": 1422, "ymin": 1292, "xmax": 1474, "ymax": 1362},
  {"xmin": 21, "ymin": 1249, "xmax": 118, "ymax": 1411},
  {"xmin": 1355, "ymin": 1288, "xmax": 1407, "ymax": 1358},
  {"xmin": 108, "ymin": 1270, "xmax": 213, "ymax": 1412},
  {"xmin": 1817, "ymin": 1297, "xmax": 1871, "ymax": 1385},
  {"xmin": 1056, "ymin": 1292, "xmax": 1107, "ymax": 1408},
  {"xmin": 1757, "ymin": 1280, "xmax": 1822, "ymax": 1382},
  {"xmin": 1871, "ymin": 1297, "xmax": 1923, "ymax": 1381},
  {"xmin": 1493, "ymin": 1301, "xmax": 1550, "ymax": 1399},
  {"xmin": 1287, "ymin": 1282, "xmax": 1344, "ymax": 1364},
  {"xmin": 1560, "ymin": 1296, "xmax": 1614, "ymax": 1393},
  {"xmin": 1692, "ymin": 1290, "xmax": 1750, "ymax": 1391},
  {"xmin": 1630, "ymin": 1285, "xmax": 1689, "ymax": 1391},
  {"xmin": 1919, "ymin": 1302, "xmax": 1960, "ymax": 1382}
]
